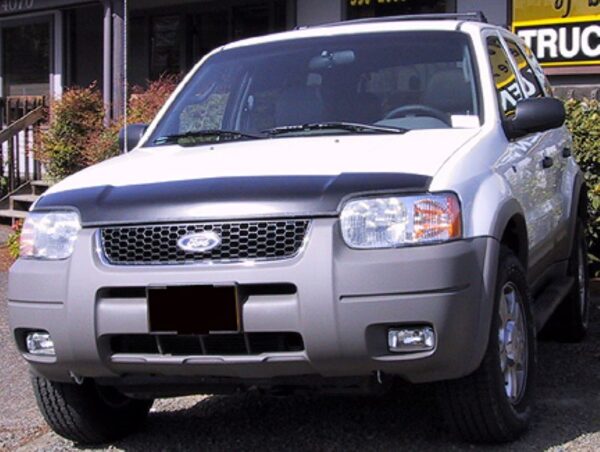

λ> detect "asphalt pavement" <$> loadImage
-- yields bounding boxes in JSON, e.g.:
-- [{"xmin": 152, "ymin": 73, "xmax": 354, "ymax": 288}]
[{"xmin": 2, "ymin": 271, "xmax": 600, "ymax": 451}]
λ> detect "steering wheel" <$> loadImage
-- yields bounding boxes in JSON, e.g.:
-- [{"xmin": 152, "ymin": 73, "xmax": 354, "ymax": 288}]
[{"xmin": 383, "ymin": 104, "xmax": 452, "ymax": 126}]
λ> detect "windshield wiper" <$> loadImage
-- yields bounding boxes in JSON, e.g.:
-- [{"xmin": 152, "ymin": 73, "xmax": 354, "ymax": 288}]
[
  {"xmin": 263, "ymin": 122, "xmax": 407, "ymax": 136},
  {"xmin": 153, "ymin": 129, "xmax": 265, "ymax": 146}
]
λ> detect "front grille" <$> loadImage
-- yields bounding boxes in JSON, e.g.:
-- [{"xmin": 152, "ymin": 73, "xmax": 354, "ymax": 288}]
[
  {"xmin": 110, "ymin": 333, "xmax": 305, "ymax": 356},
  {"xmin": 100, "ymin": 219, "xmax": 310, "ymax": 265}
]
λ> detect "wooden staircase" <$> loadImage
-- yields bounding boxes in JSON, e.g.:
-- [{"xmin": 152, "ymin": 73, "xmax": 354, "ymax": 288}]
[
  {"xmin": 0, "ymin": 101, "xmax": 48, "ymax": 225},
  {"xmin": 0, "ymin": 180, "xmax": 51, "ymax": 224}
]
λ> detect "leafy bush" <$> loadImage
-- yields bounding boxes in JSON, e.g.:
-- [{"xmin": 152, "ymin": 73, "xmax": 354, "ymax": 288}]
[
  {"xmin": 564, "ymin": 98, "xmax": 600, "ymax": 272},
  {"xmin": 36, "ymin": 85, "xmax": 104, "ymax": 181},
  {"xmin": 83, "ymin": 122, "xmax": 121, "ymax": 167},
  {"xmin": 83, "ymin": 75, "xmax": 180, "ymax": 165},
  {"xmin": 128, "ymin": 75, "xmax": 180, "ymax": 124},
  {"xmin": 37, "ymin": 76, "xmax": 179, "ymax": 178},
  {"xmin": 7, "ymin": 220, "xmax": 23, "ymax": 260}
]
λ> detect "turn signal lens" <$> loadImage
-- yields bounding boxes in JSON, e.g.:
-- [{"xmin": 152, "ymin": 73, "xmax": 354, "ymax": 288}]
[{"xmin": 414, "ymin": 196, "xmax": 461, "ymax": 241}]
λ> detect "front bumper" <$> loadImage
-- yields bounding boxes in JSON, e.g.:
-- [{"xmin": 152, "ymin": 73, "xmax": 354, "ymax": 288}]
[{"xmin": 8, "ymin": 218, "xmax": 499, "ymax": 385}]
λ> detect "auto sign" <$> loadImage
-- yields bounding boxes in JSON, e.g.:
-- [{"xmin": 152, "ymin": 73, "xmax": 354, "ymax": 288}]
[{"xmin": 513, "ymin": 0, "xmax": 600, "ymax": 68}]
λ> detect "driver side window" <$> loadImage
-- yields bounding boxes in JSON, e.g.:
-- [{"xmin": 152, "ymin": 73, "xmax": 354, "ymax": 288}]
[
  {"xmin": 175, "ymin": 64, "xmax": 237, "ymax": 133},
  {"xmin": 486, "ymin": 36, "xmax": 524, "ymax": 117},
  {"xmin": 505, "ymin": 38, "xmax": 544, "ymax": 99}
]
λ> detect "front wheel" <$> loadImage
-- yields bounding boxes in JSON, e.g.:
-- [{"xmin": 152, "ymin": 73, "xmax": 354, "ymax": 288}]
[
  {"xmin": 438, "ymin": 248, "xmax": 536, "ymax": 443},
  {"xmin": 32, "ymin": 375, "xmax": 153, "ymax": 445}
]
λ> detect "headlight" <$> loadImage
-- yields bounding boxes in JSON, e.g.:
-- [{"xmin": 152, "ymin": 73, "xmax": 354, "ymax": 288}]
[
  {"xmin": 20, "ymin": 211, "xmax": 81, "ymax": 260},
  {"xmin": 340, "ymin": 193, "xmax": 461, "ymax": 249}
]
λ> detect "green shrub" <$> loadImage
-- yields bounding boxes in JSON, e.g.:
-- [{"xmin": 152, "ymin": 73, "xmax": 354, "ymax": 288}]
[
  {"xmin": 83, "ymin": 75, "xmax": 180, "ymax": 166},
  {"xmin": 7, "ymin": 220, "xmax": 23, "ymax": 260},
  {"xmin": 37, "ymin": 77, "xmax": 179, "ymax": 178},
  {"xmin": 128, "ymin": 75, "xmax": 180, "ymax": 124},
  {"xmin": 564, "ymin": 98, "xmax": 600, "ymax": 273},
  {"xmin": 37, "ymin": 85, "xmax": 104, "ymax": 181}
]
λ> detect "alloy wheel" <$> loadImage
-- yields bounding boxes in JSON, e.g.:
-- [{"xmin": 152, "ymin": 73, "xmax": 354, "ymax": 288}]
[{"xmin": 498, "ymin": 282, "xmax": 528, "ymax": 404}]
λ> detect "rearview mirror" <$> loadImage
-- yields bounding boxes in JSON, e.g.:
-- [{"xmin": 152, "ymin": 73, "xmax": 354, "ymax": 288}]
[
  {"xmin": 119, "ymin": 124, "xmax": 148, "ymax": 153},
  {"xmin": 504, "ymin": 97, "xmax": 565, "ymax": 140},
  {"xmin": 309, "ymin": 50, "xmax": 355, "ymax": 70}
]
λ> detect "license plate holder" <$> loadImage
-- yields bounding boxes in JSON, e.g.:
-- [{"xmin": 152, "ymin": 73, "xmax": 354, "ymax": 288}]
[{"xmin": 147, "ymin": 285, "xmax": 240, "ymax": 334}]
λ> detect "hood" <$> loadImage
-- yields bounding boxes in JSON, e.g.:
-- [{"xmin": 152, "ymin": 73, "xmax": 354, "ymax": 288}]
[{"xmin": 37, "ymin": 129, "xmax": 479, "ymax": 226}]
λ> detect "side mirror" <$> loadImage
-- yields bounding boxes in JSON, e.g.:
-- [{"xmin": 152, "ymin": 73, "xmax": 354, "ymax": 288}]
[
  {"xmin": 119, "ymin": 124, "xmax": 148, "ymax": 153},
  {"xmin": 504, "ymin": 97, "xmax": 565, "ymax": 140}
]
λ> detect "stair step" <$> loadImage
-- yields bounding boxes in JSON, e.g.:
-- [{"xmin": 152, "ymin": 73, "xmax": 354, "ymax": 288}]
[
  {"xmin": 31, "ymin": 180, "xmax": 52, "ymax": 196},
  {"xmin": 10, "ymin": 194, "xmax": 38, "ymax": 211},
  {"xmin": 0, "ymin": 209, "xmax": 27, "ymax": 225}
]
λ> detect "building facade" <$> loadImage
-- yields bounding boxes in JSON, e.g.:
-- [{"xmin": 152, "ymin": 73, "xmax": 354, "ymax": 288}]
[{"xmin": 0, "ymin": 0, "xmax": 598, "ymax": 120}]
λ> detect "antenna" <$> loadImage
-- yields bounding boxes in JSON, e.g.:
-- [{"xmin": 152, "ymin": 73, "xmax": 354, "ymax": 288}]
[{"xmin": 123, "ymin": 0, "xmax": 128, "ymax": 152}]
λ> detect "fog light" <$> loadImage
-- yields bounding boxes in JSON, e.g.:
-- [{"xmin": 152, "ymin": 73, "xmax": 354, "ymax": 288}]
[
  {"xmin": 26, "ymin": 332, "xmax": 55, "ymax": 356},
  {"xmin": 388, "ymin": 327, "xmax": 435, "ymax": 353}
]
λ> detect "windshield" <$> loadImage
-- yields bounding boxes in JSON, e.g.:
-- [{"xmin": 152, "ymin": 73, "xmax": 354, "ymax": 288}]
[{"xmin": 147, "ymin": 31, "xmax": 481, "ymax": 147}]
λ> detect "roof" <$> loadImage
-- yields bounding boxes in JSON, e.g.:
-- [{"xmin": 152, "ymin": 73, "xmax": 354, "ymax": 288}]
[{"xmin": 224, "ymin": 14, "xmax": 501, "ymax": 51}]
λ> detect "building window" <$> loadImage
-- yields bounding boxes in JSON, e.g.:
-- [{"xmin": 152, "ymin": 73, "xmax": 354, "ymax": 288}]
[
  {"xmin": 192, "ymin": 1, "xmax": 288, "ymax": 64},
  {"xmin": 346, "ymin": 0, "xmax": 450, "ymax": 20},
  {"xmin": 150, "ymin": 15, "xmax": 182, "ymax": 79},
  {"xmin": 139, "ymin": 1, "xmax": 290, "ymax": 83},
  {"xmin": 2, "ymin": 21, "xmax": 50, "ymax": 97}
]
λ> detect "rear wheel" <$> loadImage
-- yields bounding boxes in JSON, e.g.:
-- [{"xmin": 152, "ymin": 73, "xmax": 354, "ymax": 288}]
[
  {"xmin": 541, "ymin": 220, "xmax": 589, "ymax": 342},
  {"xmin": 31, "ymin": 375, "xmax": 153, "ymax": 445},
  {"xmin": 438, "ymin": 248, "xmax": 536, "ymax": 443}
]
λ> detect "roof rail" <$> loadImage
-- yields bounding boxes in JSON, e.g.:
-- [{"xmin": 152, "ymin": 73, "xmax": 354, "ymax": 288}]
[{"xmin": 320, "ymin": 12, "xmax": 488, "ymax": 28}]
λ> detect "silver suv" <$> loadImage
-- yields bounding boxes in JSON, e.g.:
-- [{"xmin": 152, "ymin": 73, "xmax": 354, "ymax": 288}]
[{"xmin": 9, "ymin": 13, "xmax": 589, "ymax": 444}]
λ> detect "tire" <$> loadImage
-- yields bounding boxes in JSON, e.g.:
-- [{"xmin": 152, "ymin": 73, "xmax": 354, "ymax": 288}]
[
  {"xmin": 31, "ymin": 375, "xmax": 153, "ymax": 445},
  {"xmin": 540, "ymin": 220, "xmax": 590, "ymax": 342},
  {"xmin": 437, "ymin": 247, "xmax": 536, "ymax": 443}
]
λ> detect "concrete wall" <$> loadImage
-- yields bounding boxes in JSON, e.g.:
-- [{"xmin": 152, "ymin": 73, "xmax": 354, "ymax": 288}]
[
  {"xmin": 457, "ymin": 0, "xmax": 508, "ymax": 27},
  {"xmin": 296, "ymin": 0, "xmax": 342, "ymax": 26}
]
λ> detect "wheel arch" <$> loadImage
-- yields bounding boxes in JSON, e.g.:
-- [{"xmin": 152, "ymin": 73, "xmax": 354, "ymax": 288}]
[
  {"xmin": 566, "ymin": 173, "xmax": 587, "ymax": 258},
  {"xmin": 492, "ymin": 199, "xmax": 529, "ymax": 270}
]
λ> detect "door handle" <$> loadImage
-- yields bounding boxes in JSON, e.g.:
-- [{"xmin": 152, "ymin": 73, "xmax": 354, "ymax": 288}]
[
  {"xmin": 562, "ymin": 146, "xmax": 572, "ymax": 158},
  {"xmin": 542, "ymin": 156, "xmax": 554, "ymax": 169}
]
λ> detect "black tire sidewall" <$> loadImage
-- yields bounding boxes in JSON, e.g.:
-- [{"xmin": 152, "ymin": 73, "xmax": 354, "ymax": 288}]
[
  {"xmin": 32, "ymin": 376, "xmax": 153, "ymax": 444},
  {"xmin": 569, "ymin": 221, "xmax": 590, "ymax": 331},
  {"xmin": 484, "ymin": 250, "xmax": 536, "ymax": 428}
]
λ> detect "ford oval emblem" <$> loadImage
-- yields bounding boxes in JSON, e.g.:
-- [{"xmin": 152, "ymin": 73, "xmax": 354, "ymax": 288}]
[{"xmin": 177, "ymin": 231, "xmax": 222, "ymax": 253}]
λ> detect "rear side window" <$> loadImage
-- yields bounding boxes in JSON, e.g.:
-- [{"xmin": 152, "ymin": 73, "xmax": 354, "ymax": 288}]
[
  {"xmin": 505, "ymin": 38, "xmax": 544, "ymax": 99},
  {"xmin": 486, "ymin": 36, "xmax": 523, "ymax": 117}
]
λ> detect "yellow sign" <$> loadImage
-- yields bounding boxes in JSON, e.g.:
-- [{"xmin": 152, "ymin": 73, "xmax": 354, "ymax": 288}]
[
  {"xmin": 514, "ymin": 0, "xmax": 600, "ymax": 22},
  {"xmin": 512, "ymin": 0, "xmax": 600, "ymax": 68}
]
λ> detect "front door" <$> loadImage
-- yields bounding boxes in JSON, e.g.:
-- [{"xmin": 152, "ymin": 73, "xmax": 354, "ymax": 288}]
[{"xmin": 486, "ymin": 34, "xmax": 557, "ymax": 281}]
